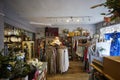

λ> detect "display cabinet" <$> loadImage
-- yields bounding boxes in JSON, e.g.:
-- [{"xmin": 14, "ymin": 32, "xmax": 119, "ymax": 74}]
[
  {"xmin": 4, "ymin": 23, "xmax": 35, "ymax": 55},
  {"xmin": 22, "ymin": 41, "xmax": 34, "ymax": 60},
  {"xmin": 4, "ymin": 24, "xmax": 23, "ymax": 53}
]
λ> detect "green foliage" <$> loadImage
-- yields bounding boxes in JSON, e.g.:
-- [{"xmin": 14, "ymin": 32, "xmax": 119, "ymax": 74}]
[
  {"xmin": 0, "ymin": 49, "xmax": 12, "ymax": 78},
  {"xmin": 0, "ymin": 49, "xmax": 30, "ymax": 79},
  {"xmin": 105, "ymin": 0, "xmax": 120, "ymax": 9},
  {"xmin": 12, "ymin": 60, "xmax": 30, "ymax": 78},
  {"xmin": 91, "ymin": 0, "xmax": 120, "ymax": 20}
]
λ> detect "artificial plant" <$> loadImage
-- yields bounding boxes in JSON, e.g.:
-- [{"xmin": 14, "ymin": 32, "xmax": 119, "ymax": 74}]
[
  {"xmin": 0, "ymin": 49, "xmax": 13, "ymax": 79},
  {"xmin": 0, "ymin": 48, "xmax": 31, "ymax": 79},
  {"xmin": 12, "ymin": 59, "xmax": 30, "ymax": 78},
  {"xmin": 91, "ymin": 0, "xmax": 120, "ymax": 20}
]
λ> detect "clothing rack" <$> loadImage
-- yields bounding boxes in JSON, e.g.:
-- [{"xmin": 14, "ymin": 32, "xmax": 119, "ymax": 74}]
[{"xmin": 45, "ymin": 45, "xmax": 69, "ymax": 74}]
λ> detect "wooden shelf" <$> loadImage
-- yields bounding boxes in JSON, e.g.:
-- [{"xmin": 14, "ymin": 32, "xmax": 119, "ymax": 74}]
[
  {"xmin": 92, "ymin": 59, "xmax": 103, "ymax": 67},
  {"xmin": 91, "ymin": 64, "xmax": 103, "ymax": 73},
  {"xmin": 90, "ymin": 64, "xmax": 114, "ymax": 80},
  {"xmin": 4, "ymin": 35, "xmax": 21, "ymax": 37},
  {"xmin": 4, "ymin": 42, "xmax": 22, "ymax": 44}
]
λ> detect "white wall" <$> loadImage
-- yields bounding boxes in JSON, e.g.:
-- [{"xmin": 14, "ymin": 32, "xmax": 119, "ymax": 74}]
[
  {"xmin": 36, "ymin": 28, "xmax": 45, "ymax": 39},
  {"xmin": 53, "ymin": 24, "xmax": 96, "ymax": 36},
  {"xmin": 35, "ymin": 24, "xmax": 96, "ymax": 39}
]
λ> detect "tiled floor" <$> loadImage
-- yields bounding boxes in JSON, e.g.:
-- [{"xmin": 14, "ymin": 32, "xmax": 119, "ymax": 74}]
[{"xmin": 47, "ymin": 60, "xmax": 89, "ymax": 80}]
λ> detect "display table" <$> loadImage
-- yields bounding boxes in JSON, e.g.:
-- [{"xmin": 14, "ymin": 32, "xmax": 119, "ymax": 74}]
[{"xmin": 32, "ymin": 62, "xmax": 47, "ymax": 80}]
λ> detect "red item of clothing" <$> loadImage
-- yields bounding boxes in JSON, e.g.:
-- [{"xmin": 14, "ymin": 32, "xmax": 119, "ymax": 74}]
[
  {"xmin": 74, "ymin": 40, "xmax": 77, "ymax": 52},
  {"xmin": 84, "ymin": 47, "xmax": 88, "ymax": 61},
  {"xmin": 33, "ymin": 70, "xmax": 39, "ymax": 80}
]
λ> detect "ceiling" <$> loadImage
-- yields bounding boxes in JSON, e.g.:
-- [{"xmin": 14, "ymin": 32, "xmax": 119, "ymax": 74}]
[{"xmin": 4, "ymin": 0, "xmax": 108, "ymax": 26}]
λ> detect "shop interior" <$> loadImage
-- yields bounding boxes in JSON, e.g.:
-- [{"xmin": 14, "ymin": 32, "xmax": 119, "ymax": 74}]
[{"xmin": 0, "ymin": 0, "xmax": 120, "ymax": 80}]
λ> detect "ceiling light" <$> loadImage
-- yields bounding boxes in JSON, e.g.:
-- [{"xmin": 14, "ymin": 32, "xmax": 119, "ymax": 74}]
[
  {"xmin": 30, "ymin": 21, "xmax": 52, "ymax": 26},
  {"xmin": 77, "ymin": 19, "xmax": 80, "ymax": 22},
  {"xmin": 66, "ymin": 20, "xmax": 70, "ymax": 23}
]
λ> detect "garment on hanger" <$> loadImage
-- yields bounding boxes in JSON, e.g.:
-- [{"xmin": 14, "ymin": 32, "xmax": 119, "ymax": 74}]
[
  {"xmin": 76, "ymin": 46, "xmax": 84, "ymax": 57},
  {"xmin": 57, "ymin": 47, "xmax": 69, "ymax": 73},
  {"xmin": 96, "ymin": 42, "xmax": 111, "ymax": 57},
  {"xmin": 87, "ymin": 44, "xmax": 103, "ymax": 71},
  {"xmin": 105, "ymin": 32, "xmax": 120, "ymax": 56},
  {"xmin": 74, "ymin": 40, "xmax": 78, "ymax": 52},
  {"xmin": 45, "ymin": 46, "xmax": 57, "ymax": 74}
]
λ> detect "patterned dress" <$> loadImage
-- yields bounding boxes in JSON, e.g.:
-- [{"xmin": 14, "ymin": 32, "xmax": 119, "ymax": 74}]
[{"xmin": 45, "ymin": 46, "xmax": 57, "ymax": 74}]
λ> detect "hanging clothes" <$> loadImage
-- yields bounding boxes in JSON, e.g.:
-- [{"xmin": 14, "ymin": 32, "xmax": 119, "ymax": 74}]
[
  {"xmin": 45, "ymin": 46, "xmax": 57, "ymax": 74},
  {"xmin": 84, "ymin": 47, "xmax": 88, "ymax": 61},
  {"xmin": 73, "ymin": 40, "xmax": 78, "ymax": 60},
  {"xmin": 57, "ymin": 46, "xmax": 69, "ymax": 73},
  {"xmin": 96, "ymin": 42, "xmax": 111, "ymax": 57},
  {"xmin": 105, "ymin": 32, "xmax": 120, "ymax": 56},
  {"xmin": 73, "ymin": 40, "xmax": 78, "ymax": 52},
  {"xmin": 76, "ymin": 46, "xmax": 84, "ymax": 58},
  {"xmin": 83, "ymin": 47, "xmax": 89, "ymax": 72}
]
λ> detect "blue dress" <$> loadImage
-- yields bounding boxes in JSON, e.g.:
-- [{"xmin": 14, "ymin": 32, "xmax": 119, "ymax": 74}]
[{"xmin": 105, "ymin": 32, "xmax": 120, "ymax": 56}]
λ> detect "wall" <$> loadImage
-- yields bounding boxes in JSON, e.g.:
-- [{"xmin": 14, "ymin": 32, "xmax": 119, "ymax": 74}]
[
  {"xmin": 53, "ymin": 24, "xmax": 96, "ymax": 37},
  {"xmin": 95, "ymin": 19, "xmax": 120, "ymax": 34},
  {"xmin": 36, "ymin": 28, "xmax": 45, "ymax": 39},
  {"xmin": 35, "ymin": 24, "xmax": 96, "ymax": 39},
  {"xmin": 95, "ymin": 22, "xmax": 103, "ymax": 34},
  {"xmin": 0, "ymin": 0, "xmax": 4, "ymax": 50}
]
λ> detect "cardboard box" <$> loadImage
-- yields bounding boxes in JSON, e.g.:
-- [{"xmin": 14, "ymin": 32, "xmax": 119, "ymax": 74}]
[{"xmin": 103, "ymin": 56, "xmax": 120, "ymax": 80}]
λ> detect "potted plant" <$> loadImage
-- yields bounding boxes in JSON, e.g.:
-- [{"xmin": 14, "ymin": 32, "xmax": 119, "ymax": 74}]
[
  {"xmin": 12, "ymin": 59, "xmax": 30, "ymax": 80},
  {"xmin": 0, "ymin": 48, "xmax": 30, "ymax": 80},
  {"xmin": 91, "ymin": 0, "xmax": 120, "ymax": 21},
  {"xmin": 0, "ymin": 49, "xmax": 12, "ymax": 80}
]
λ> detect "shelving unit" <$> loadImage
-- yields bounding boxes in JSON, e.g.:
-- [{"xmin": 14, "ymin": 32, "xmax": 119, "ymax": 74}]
[
  {"xmin": 4, "ymin": 24, "xmax": 23, "ymax": 53},
  {"xmin": 4, "ymin": 23, "xmax": 35, "ymax": 54},
  {"xmin": 90, "ymin": 59, "xmax": 114, "ymax": 80}
]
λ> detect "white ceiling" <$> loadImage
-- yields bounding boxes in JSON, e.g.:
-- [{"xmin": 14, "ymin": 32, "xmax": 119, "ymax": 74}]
[{"xmin": 4, "ymin": 0, "xmax": 108, "ymax": 26}]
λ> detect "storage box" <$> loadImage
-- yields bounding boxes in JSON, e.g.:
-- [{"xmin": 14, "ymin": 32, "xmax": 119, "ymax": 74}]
[{"xmin": 103, "ymin": 56, "xmax": 120, "ymax": 80}]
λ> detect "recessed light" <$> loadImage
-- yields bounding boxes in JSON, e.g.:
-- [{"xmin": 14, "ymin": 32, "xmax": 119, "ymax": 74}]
[
  {"xmin": 77, "ymin": 19, "xmax": 80, "ymax": 22},
  {"xmin": 30, "ymin": 21, "xmax": 52, "ymax": 26},
  {"xmin": 66, "ymin": 20, "xmax": 70, "ymax": 23}
]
